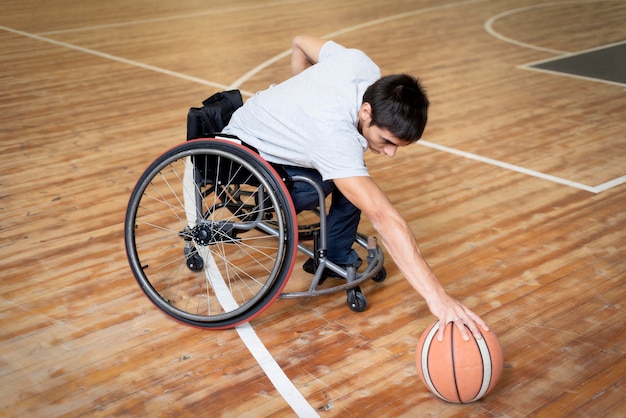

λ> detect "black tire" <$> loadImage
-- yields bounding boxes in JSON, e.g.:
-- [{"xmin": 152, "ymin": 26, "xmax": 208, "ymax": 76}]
[
  {"xmin": 347, "ymin": 287, "xmax": 367, "ymax": 312},
  {"xmin": 372, "ymin": 266, "xmax": 387, "ymax": 282}
]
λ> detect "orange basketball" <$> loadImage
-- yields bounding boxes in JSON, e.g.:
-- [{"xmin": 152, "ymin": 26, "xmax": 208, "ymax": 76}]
[{"xmin": 415, "ymin": 321, "xmax": 503, "ymax": 403}]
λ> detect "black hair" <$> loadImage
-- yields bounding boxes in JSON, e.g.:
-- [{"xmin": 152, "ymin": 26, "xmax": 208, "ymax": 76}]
[{"xmin": 362, "ymin": 74, "xmax": 429, "ymax": 142}]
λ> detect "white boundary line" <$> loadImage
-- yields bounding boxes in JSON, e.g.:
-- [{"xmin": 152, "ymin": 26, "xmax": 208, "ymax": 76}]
[
  {"xmin": 523, "ymin": 38, "xmax": 626, "ymax": 65},
  {"xmin": 594, "ymin": 175, "xmax": 626, "ymax": 193},
  {"xmin": 0, "ymin": 25, "xmax": 255, "ymax": 97},
  {"xmin": 236, "ymin": 323, "xmax": 320, "ymax": 417},
  {"xmin": 519, "ymin": 64, "xmax": 626, "ymax": 88},
  {"xmin": 202, "ymin": 251, "xmax": 320, "ymax": 417},
  {"xmin": 419, "ymin": 141, "xmax": 626, "ymax": 194}
]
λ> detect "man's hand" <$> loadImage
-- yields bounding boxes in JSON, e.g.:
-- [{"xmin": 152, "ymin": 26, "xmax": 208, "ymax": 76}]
[
  {"xmin": 427, "ymin": 291, "xmax": 490, "ymax": 341},
  {"xmin": 291, "ymin": 35, "xmax": 327, "ymax": 75}
]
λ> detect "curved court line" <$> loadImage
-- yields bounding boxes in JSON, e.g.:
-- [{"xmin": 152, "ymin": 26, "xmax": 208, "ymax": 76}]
[
  {"xmin": 229, "ymin": 50, "xmax": 292, "ymax": 92},
  {"xmin": 482, "ymin": 0, "xmax": 626, "ymax": 191},
  {"xmin": 484, "ymin": 2, "xmax": 570, "ymax": 54},
  {"xmin": 228, "ymin": 0, "xmax": 489, "ymax": 90},
  {"xmin": 484, "ymin": 0, "xmax": 621, "ymax": 54}
]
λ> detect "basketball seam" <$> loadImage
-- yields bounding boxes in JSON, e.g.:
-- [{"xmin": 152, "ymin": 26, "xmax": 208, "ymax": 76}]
[
  {"xmin": 451, "ymin": 324, "xmax": 462, "ymax": 403},
  {"xmin": 470, "ymin": 329, "xmax": 493, "ymax": 402},
  {"xmin": 421, "ymin": 323, "xmax": 448, "ymax": 402}
]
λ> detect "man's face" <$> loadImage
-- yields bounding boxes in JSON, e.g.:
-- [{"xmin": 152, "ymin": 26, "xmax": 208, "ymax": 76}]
[
  {"xmin": 362, "ymin": 124, "xmax": 410, "ymax": 157},
  {"xmin": 358, "ymin": 103, "xmax": 411, "ymax": 157}
]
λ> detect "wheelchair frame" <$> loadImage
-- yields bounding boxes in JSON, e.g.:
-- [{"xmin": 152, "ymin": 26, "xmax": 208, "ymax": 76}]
[{"xmin": 124, "ymin": 138, "xmax": 385, "ymax": 329}]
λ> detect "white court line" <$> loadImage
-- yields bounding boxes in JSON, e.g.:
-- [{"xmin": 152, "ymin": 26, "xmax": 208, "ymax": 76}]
[
  {"xmin": 236, "ymin": 324, "xmax": 320, "ymax": 418},
  {"xmin": 202, "ymin": 250, "xmax": 320, "ymax": 418},
  {"xmin": 518, "ymin": 39, "xmax": 626, "ymax": 89},
  {"xmin": 484, "ymin": 1, "xmax": 572, "ymax": 54},
  {"xmin": 419, "ymin": 141, "xmax": 626, "ymax": 194},
  {"xmin": 519, "ymin": 64, "xmax": 626, "ymax": 88},
  {"xmin": 594, "ymin": 175, "xmax": 626, "ymax": 193},
  {"xmin": 481, "ymin": 1, "xmax": 626, "ymax": 190},
  {"xmin": 0, "ymin": 25, "xmax": 254, "ymax": 96},
  {"xmin": 523, "ymin": 38, "xmax": 626, "ymax": 64},
  {"xmin": 484, "ymin": 0, "xmax": 625, "ymax": 54},
  {"xmin": 183, "ymin": 157, "xmax": 317, "ymax": 415}
]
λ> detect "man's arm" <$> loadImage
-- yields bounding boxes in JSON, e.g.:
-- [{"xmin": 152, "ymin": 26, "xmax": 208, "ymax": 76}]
[
  {"xmin": 291, "ymin": 35, "xmax": 328, "ymax": 75},
  {"xmin": 334, "ymin": 176, "xmax": 490, "ymax": 340}
]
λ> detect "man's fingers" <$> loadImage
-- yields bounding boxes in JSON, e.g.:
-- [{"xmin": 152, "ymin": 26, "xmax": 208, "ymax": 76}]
[{"xmin": 436, "ymin": 311, "xmax": 490, "ymax": 342}]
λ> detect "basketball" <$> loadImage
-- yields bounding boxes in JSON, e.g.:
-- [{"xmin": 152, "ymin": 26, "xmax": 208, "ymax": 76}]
[{"xmin": 415, "ymin": 321, "xmax": 503, "ymax": 403}]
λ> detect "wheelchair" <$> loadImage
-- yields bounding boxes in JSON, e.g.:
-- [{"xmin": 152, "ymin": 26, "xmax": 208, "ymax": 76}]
[{"xmin": 124, "ymin": 113, "xmax": 386, "ymax": 331}]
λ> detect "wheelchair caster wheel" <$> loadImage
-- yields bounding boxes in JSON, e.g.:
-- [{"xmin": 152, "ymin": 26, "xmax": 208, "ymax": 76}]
[
  {"xmin": 372, "ymin": 266, "xmax": 387, "ymax": 282},
  {"xmin": 184, "ymin": 247, "xmax": 204, "ymax": 272},
  {"xmin": 347, "ymin": 287, "xmax": 367, "ymax": 312}
]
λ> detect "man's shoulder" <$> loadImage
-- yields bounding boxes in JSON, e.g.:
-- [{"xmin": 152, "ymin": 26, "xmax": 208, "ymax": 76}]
[{"xmin": 320, "ymin": 41, "xmax": 377, "ymax": 69}]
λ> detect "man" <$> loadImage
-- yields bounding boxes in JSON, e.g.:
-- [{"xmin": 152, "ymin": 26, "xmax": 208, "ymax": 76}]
[{"xmin": 223, "ymin": 35, "xmax": 489, "ymax": 341}]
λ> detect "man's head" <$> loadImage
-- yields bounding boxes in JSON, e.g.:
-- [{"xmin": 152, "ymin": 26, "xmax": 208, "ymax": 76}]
[{"xmin": 361, "ymin": 74, "xmax": 429, "ymax": 143}]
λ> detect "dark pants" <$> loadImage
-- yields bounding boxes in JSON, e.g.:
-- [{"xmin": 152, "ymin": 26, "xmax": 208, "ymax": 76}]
[{"xmin": 282, "ymin": 166, "xmax": 361, "ymax": 265}]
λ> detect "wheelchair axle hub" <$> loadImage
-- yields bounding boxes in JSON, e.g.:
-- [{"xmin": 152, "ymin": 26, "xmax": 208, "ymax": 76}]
[{"xmin": 192, "ymin": 221, "xmax": 238, "ymax": 246}]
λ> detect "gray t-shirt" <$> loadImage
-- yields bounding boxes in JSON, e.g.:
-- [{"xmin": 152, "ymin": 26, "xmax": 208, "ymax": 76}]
[{"xmin": 223, "ymin": 40, "xmax": 381, "ymax": 180}]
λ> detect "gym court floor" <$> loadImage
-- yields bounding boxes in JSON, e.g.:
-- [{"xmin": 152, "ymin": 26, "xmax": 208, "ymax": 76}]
[{"xmin": 1, "ymin": 0, "xmax": 624, "ymax": 416}]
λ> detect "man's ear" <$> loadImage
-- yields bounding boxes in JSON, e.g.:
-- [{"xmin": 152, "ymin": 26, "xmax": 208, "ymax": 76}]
[{"xmin": 359, "ymin": 102, "xmax": 372, "ymax": 124}]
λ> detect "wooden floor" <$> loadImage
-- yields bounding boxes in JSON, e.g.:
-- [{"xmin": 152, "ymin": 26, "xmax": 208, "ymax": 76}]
[{"xmin": 1, "ymin": 0, "xmax": 625, "ymax": 416}]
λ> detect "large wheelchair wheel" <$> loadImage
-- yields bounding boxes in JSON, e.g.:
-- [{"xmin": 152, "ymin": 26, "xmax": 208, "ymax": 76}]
[{"xmin": 124, "ymin": 139, "xmax": 298, "ymax": 329}]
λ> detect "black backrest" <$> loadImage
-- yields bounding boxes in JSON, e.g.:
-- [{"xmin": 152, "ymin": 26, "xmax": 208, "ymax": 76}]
[{"xmin": 186, "ymin": 90, "xmax": 243, "ymax": 140}]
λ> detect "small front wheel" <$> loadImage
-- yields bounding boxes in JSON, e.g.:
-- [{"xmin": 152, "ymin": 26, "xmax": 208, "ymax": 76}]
[
  {"xmin": 372, "ymin": 266, "xmax": 387, "ymax": 283},
  {"xmin": 184, "ymin": 246, "xmax": 204, "ymax": 272},
  {"xmin": 347, "ymin": 287, "xmax": 367, "ymax": 312}
]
